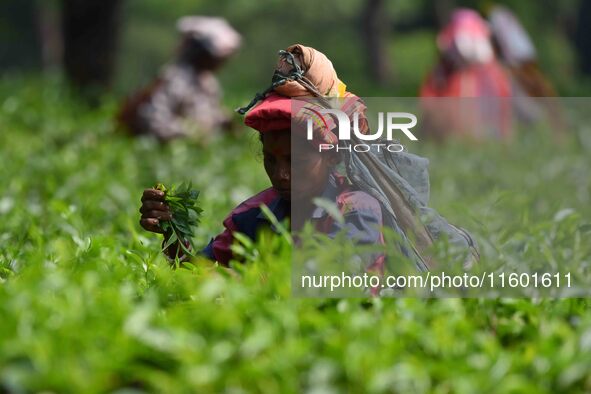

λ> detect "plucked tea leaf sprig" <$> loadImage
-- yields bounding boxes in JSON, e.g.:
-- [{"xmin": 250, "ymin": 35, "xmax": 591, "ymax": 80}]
[{"xmin": 155, "ymin": 182, "xmax": 203, "ymax": 258}]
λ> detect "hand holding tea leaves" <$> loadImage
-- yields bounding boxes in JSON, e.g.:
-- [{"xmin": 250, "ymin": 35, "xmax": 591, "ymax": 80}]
[{"xmin": 140, "ymin": 182, "xmax": 203, "ymax": 260}]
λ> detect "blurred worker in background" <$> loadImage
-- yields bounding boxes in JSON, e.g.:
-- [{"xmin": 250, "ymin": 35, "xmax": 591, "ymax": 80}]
[
  {"xmin": 488, "ymin": 5, "xmax": 563, "ymax": 133},
  {"xmin": 419, "ymin": 8, "xmax": 512, "ymax": 141},
  {"xmin": 117, "ymin": 16, "xmax": 241, "ymax": 142}
]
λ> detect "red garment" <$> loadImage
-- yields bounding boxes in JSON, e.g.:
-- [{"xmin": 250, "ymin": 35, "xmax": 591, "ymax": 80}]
[
  {"xmin": 419, "ymin": 8, "xmax": 513, "ymax": 140},
  {"xmin": 420, "ymin": 61, "xmax": 511, "ymax": 98},
  {"xmin": 420, "ymin": 61, "xmax": 513, "ymax": 140},
  {"xmin": 244, "ymin": 93, "xmax": 292, "ymax": 133},
  {"xmin": 202, "ymin": 187, "xmax": 281, "ymax": 264}
]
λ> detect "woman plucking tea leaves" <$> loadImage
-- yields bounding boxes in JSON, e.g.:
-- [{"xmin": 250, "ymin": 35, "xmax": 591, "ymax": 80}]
[
  {"xmin": 140, "ymin": 98, "xmax": 385, "ymax": 267},
  {"xmin": 140, "ymin": 45, "xmax": 387, "ymax": 277},
  {"xmin": 139, "ymin": 44, "xmax": 478, "ymax": 290}
]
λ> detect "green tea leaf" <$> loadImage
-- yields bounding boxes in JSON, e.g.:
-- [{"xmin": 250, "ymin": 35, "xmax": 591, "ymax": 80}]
[{"xmin": 155, "ymin": 182, "xmax": 203, "ymax": 257}]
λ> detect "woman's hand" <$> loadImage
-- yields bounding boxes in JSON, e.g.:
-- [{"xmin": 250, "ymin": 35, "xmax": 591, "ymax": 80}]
[
  {"xmin": 139, "ymin": 188, "xmax": 189, "ymax": 262},
  {"xmin": 139, "ymin": 188, "xmax": 172, "ymax": 233}
]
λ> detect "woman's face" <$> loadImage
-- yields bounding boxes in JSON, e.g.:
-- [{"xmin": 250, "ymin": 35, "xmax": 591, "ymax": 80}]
[{"xmin": 261, "ymin": 129, "xmax": 336, "ymax": 202}]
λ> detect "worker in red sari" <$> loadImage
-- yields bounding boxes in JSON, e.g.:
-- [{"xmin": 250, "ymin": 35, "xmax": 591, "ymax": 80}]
[{"xmin": 419, "ymin": 9, "xmax": 512, "ymax": 141}]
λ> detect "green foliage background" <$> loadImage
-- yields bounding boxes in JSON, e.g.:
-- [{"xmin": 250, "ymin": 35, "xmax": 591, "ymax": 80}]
[
  {"xmin": 1, "ymin": 78, "xmax": 591, "ymax": 392},
  {"xmin": 1, "ymin": 0, "xmax": 591, "ymax": 391}
]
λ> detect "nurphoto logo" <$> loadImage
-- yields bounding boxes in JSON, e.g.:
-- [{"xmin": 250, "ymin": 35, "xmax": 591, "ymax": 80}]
[{"xmin": 305, "ymin": 108, "xmax": 418, "ymax": 153}]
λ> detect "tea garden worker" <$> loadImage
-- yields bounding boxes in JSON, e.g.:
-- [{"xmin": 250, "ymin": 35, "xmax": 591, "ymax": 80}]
[
  {"xmin": 419, "ymin": 8, "xmax": 512, "ymax": 140},
  {"xmin": 118, "ymin": 16, "xmax": 241, "ymax": 142},
  {"xmin": 140, "ymin": 45, "xmax": 388, "ymax": 287},
  {"xmin": 488, "ymin": 5, "xmax": 564, "ymax": 133},
  {"xmin": 140, "ymin": 44, "xmax": 480, "ymax": 293}
]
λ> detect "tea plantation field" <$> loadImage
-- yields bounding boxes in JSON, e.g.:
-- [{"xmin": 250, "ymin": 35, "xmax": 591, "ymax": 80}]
[{"xmin": 1, "ymin": 79, "xmax": 591, "ymax": 393}]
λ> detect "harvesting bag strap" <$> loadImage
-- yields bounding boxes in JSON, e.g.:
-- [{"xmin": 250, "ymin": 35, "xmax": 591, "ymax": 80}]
[
  {"xmin": 344, "ymin": 133, "xmax": 480, "ymax": 270},
  {"xmin": 343, "ymin": 134, "xmax": 436, "ymax": 271}
]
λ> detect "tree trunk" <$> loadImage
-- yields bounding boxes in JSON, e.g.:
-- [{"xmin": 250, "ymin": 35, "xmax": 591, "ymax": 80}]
[
  {"xmin": 37, "ymin": 0, "xmax": 63, "ymax": 72},
  {"xmin": 61, "ymin": 0, "xmax": 123, "ymax": 92},
  {"xmin": 0, "ymin": 0, "xmax": 41, "ymax": 70},
  {"xmin": 574, "ymin": 0, "xmax": 591, "ymax": 76},
  {"xmin": 361, "ymin": 0, "xmax": 391, "ymax": 85}
]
